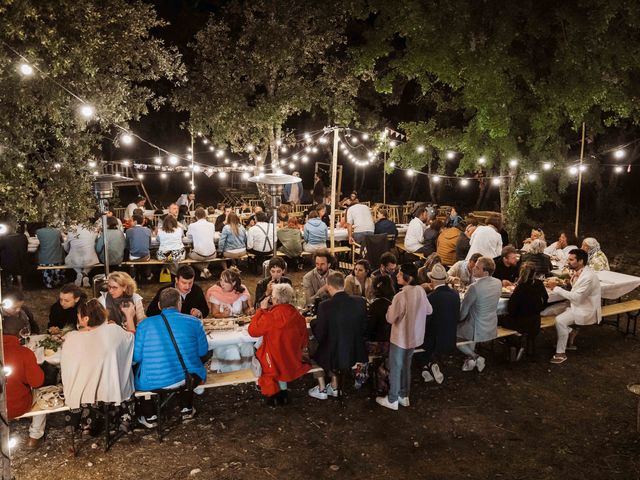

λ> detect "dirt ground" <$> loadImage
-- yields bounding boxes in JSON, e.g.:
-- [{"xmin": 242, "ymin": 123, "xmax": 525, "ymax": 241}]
[{"xmin": 9, "ymin": 222, "xmax": 640, "ymax": 480}]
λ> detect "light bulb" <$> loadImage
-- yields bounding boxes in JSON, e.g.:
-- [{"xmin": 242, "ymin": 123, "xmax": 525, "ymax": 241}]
[
  {"xmin": 446, "ymin": 151, "xmax": 456, "ymax": 160},
  {"xmin": 160, "ymin": 173, "xmax": 167, "ymax": 179},
  {"xmin": 304, "ymin": 133, "xmax": 311, "ymax": 140},
  {"xmin": 432, "ymin": 175, "xmax": 441, "ymax": 183},
  {"xmin": 311, "ymin": 146, "xmax": 318, "ymax": 153},
  {"xmin": 528, "ymin": 173, "xmax": 538, "ymax": 181},
  {"xmin": 389, "ymin": 141, "xmax": 397, "ymax": 148},
  {"xmin": 219, "ymin": 171, "xmax": 227, "ymax": 179},
  {"xmin": 319, "ymin": 137, "xmax": 328, "ymax": 144},
  {"xmin": 203, "ymin": 139, "xmax": 209, "ymax": 145},
  {"xmin": 460, "ymin": 178, "xmax": 469, "ymax": 186},
  {"xmin": 491, "ymin": 177, "xmax": 502, "ymax": 186},
  {"xmin": 246, "ymin": 144, "xmax": 255, "ymax": 152},
  {"xmin": 509, "ymin": 159, "xmax": 519, "ymax": 168},
  {"xmin": 416, "ymin": 145, "xmax": 425, "ymax": 154},
  {"xmin": 289, "ymin": 162, "xmax": 295, "ymax": 169},
  {"xmin": 569, "ymin": 166, "xmax": 578, "ymax": 175},
  {"xmin": 242, "ymin": 172, "xmax": 250, "ymax": 180},
  {"xmin": 614, "ymin": 149, "xmax": 626, "ymax": 159},
  {"xmin": 19, "ymin": 63, "xmax": 34, "ymax": 76},
  {"xmin": 88, "ymin": 160, "xmax": 96, "ymax": 168},
  {"xmin": 193, "ymin": 165, "xmax": 201, "ymax": 172},
  {"xmin": 232, "ymin": 162, "xmax": 238, "ymax": 168},
  {"xmin": 186, "ymin": 154, "xmax": 192, "ymax": 160},
  {"xmin": 352, "ymin": 137, "xmax": 359, "ymax": 144},
  {"xmin": 280, "ymin": 146, "xmax": 288, "ymax": 153},
  {"xmin": 389, "ymin": 161, "xmax": 396, "ymax": 167},
  {"xmin": 54, "ymin": 163, "xmax": 61, "ymax": 170},
  {"xmin": 121, "ymin": 134, "xmax": 134, "ymax": 145},
  {"xmin": 614, "ymin": 165, "xmax": 624, "ymax": 173},
  {"xmin": 542, "ymin": 162, "xmax": 552, "ymax": 171},
  {"xmin": 209, "ymin": 146, "xmax": 215, "ymax": 151},
  {"xmin": 407, "ymin": 168, "xmax": 415, "ymax": 176},
  {"xmin": 216, "ymin": 149, "xmax": 224, "ymax": 158},
  {"xmin": 122, "ymin": 160, "xmax": 130, "ymax": 167},
  {"xmin": 301, "ymin": 155, "xmax": 309, "ymax": 163},
  {"xmin": 478, "ymin": 157, "xmax": 486, "ymax": 165},
  {"xmin": 362, "ymin": 133, "xmax": 369, "ymax": 141},
  {"xmin": 154, "ymin": 157, "xmax": 162, "ymax": 164},
  {"xmin": 169, "ymin": 156, "xmax": 178, "ymax": 165},
  {"xmin": 183, "ymin": 171, "xmax": 190, "ymax": 177},
  {"xmin": 224, "ymin": 158, "xmax": 230, "ymax": 164},
  {"xmin": 79, "ymin": 104, "xmax": 95, "ymax": 119},
  {"xmin": 137, "ymin": 173, "xmax": 144, "ymax": 180}
]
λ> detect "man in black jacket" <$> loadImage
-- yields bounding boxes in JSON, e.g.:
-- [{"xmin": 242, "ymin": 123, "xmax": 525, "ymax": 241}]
[
  {"xmin": 146, "ymin": 265, "xmax": 209, "ymax": 318},
  {"xmin": 308, "ymin": 272, "xmax": 368, "ymax": 400}
]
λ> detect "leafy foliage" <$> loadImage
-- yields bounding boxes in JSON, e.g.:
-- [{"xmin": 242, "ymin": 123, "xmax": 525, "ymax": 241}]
[{"xmin": 0, "ymin": 0, "xmax": 184, "ymax": 222}]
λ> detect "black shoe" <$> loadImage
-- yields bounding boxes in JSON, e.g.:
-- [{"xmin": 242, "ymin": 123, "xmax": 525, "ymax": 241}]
[
  {"xmin": 265, "ymin": 395, "xmax": 278, "ymax": 407},
  {"xmin": 277, "ymin": 390, "xmax": 290, "ymax": 406}
]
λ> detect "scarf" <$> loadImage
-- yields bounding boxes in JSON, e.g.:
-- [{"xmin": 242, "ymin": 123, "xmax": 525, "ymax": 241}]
[
  {"xmin": 105, "ymin": 293, "xmax": 133, "ymax": 327},
  {"xmin": 583, "ymin": 237, "xmax": 600, "ymax": 261},
  {"xmin": 206, "ymin": 284, "xmax": 249, "ymax": 306}
]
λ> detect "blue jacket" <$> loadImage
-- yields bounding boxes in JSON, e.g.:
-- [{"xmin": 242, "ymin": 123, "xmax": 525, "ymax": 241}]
[
  {"xmin": 303, "ymin": 218, "xmax": 328, "ymax": 245},
  {"xmin": 133, "ymin": 308, "xmax": 209, "ymax": 391},
  {"xmin": 218, "ymin": 224, "xmax": 247, "ymax": 253}
]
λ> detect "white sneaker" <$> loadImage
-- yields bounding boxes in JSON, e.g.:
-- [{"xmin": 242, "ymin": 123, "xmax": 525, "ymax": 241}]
[
  {"xmin": 74, "ymin": 273, "xmax": 83, "ymax": 287},
  {"xmin": 422, "ymin": 369, "xmax": 435, "ymax": 383},
  {"xmin": 398, "ymin": 397, "xmax": 410, "ymax": 407},
  {"xmin": 82, "ymin": 275, "xmax": 90, "ymax": 288},
  {"xmin": 475, "ymin": 356, "xmax": 486, "ymax": 372},
  {"xmin": 430, "ymin": 363, "xmax": 444, "ymax": 384},
  {"xmin": 308, "ymin": 386, "xmax": 328, "ymax": 400},
  {"xmin": 375, "ymin": 396, "xmax": 398, "ymax": 410},
  {"xmin": 462, "ymin": 358, "xmax": 476, "ymax": 371},
  {"xmin": 325, "ymin": 385, "xmax": 339, "ymax": 398},
  {"xmin": 137, "ymin": 416, "xmax": 157, "ymax": 429}
]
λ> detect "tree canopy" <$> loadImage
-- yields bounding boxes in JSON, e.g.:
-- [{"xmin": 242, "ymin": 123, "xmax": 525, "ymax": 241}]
[{"xmin": 0, "ymin": 0, "xmax": 184, "ymax": 222}]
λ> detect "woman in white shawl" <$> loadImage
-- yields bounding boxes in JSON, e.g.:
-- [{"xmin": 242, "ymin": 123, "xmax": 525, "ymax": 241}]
[
  {"xmin": 64, "ymin": 223, "xmax": 100, "ymax": 287},
  {"xmin": 581, "ymin": 237, "xmax": 610, "ymax": 271},
  {"xmin": 61, "ymin": 299, "xmax": 135, "ymax": 438}
]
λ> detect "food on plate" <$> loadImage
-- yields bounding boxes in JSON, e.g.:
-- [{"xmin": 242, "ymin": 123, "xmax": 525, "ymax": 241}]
[
  {"xmin": 44, "ymin": 348, "xmax": 56, "ymax": 357},
  {"xmin": 37, "ymin": 335, "xmax": 63, "ymax": 353}
]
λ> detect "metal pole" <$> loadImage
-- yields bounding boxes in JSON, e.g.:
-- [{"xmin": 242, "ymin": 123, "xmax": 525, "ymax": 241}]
[
  {"xmin": 383, "ymin": 148, "xmax": 387, "ymax": 204},
  {"xmin": 0, "ymin": 270, "xmax": 12, "ymax": 479},
  {"xmin": 330, "ymin": 127, "xmax": 339, "ymax": 252},
  {"xmin": 574, "ymin": 122, "xmax": 586, "ymax": 239},
  {"xmin": 101, "ymin": 199, "xmax": 110, "ymax": 278},
  {"xmin": 272, "ymin": 190, "xmax": 278, "ymax": 259},
  {"xmin": 191, "ymin": 134, "xmax": 195, "ymax": 192}
]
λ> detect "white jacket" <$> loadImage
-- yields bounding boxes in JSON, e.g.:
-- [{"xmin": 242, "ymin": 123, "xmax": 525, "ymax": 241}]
[
  {"xmin": 552, "ymin": 266, "xmax": 602, "ymax": 325},
  {"xmin": 466, "ymin": 225, "xmax": 503, "ymax": 260},
  {"xmin": 404, "ymin": 217, "xmax": 426, "ymax": 253}
]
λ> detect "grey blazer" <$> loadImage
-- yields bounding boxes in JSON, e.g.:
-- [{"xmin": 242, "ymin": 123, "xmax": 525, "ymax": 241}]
[{"xmin": 457, "ymin": 276, "xmax": 502, "ymax": 342}]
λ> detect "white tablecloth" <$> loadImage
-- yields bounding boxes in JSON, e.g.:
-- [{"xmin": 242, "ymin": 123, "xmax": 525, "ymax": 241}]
[
  {"xmin": 331, "ymin": 225, "xmax": 408, "ymax": 242},
  {"xmin": 206, "ymin": 326, "xmax": 260, "ymax": 373},
  {"xmin": 596, "ymin": 270, "xmax": 640, "ymax": 299}
]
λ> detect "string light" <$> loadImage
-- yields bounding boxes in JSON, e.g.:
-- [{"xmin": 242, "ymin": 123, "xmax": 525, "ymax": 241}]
[
  {"xmin": 186, "ymin": 154, "xmax": 193, "ymax": 160},
  {"xmin": 202, "ymin": 139, "xmax": 209, "ymax": 145},
  {"xmin": 160, "ymin": 172, "xmax": 167, "ymax": 179},
  {"xmin": 242, "ymin": 171, "xmax": 250, "ymax": 180},
  {"xmin": 407, "ymin": 168, "xmax": 415, "ymax": 176},
  {"xmin": 88, "ymin": 160, "xmax": 96, "ymax": 168},
  {"xmin": 154, "ymin": 156, "xmax": 162, "ymax": 164},
  {"xmin": 569, "ymin": 166, "xmax": 578, "ymax": 175},
  {"xmin": 389, "ymin": 141, "xmax": 397, "ymax": 148},
  {"xmin": 508, "ymin": 159, "xmax": 519, "ymax": 168},
  {"xmin": 542, "ymin": 162, "xmax": 552, "ymax": 171},
  {"xmin": 79, "ymin": 104, "xmax": 95, "ymax": 119},
  {"xmin": 216, "ymin": 149, "xmax": 224, "ymax": 158},
  {"xmin": 478, "ymin": 157, "xmax": 486, "ymax": 165},
  {"xmin": 289, "ymin": 162, "xmax": 295, "ymax": 170},
  {"xmin": 122, "ymin": 160, "xmax": 130, "ymax": 167},
  {"xmin": 432, "ymin": 175, "xmax": 441, "ymax": 183},
  {"xmin": 416, "ymin": 145, "xmax": 425, "ymax": 154},
  {"xmin": 389, "ymin": 161, "xmax": 396, "ymax": 167},
  {"xmin": 53, "ymin": 163, "xmax": 61, "ymax": 170},
  {"xmin": 137, "ymin": 173, "xmax": 144, "ymax": 180},
  {"xmin": 491, "ymin": 177, "xmax": 502, "ymax": 186},
  {"xmin": 193, "ymin": 165, "xmax": 201, "ymax": 172},
  {"xmin": 361, "ymin": 133, "xmax": 369, "ymax": 141},
  {"xmin": 614, "ymin": 149, "xmax": 626, "ymax": 159},
  {"xmin": 187, "ymin": 146, "xmax": 192, "ymax": 152},
  {"xmin": 224, "ymin": 158, "xmax": 230, "ymax": 164},
  {"xmin": 579, "ymin": 164, "xmax": 587, "ymax": 172},
  {"xmin": 614, "ymin": 165, "xmax": 624, "ymax": 173},
  {"xmin": 319, "ymin": 136, "xmax": 328, "ymax": 144},
  {"xmin": 527, "ymin": 173, "xmax": 538, "ymax": 181},
  {"xmin": 311, "ymin": 146, "xmax": 318, "ymax": 153},
  {"xmin": 121, "ymin": 133, "xmax": 134, "ymax": 145},
  {"xmin": 183, "ymin": 171, "xmax": 190, "ymax": 177},
  {"xmin": 446, "ymin": 151, "xmax": 456, "ymax": 160},
  {"xmin": 301, "ymin": 155, "xmax": 309, "ymax": 163},
  {"xmin": 19, "ymin": 63, "xmax": 34, "ymax": 76},
  {"xmin": 280, "ymin": 146, "xmax": 288, "ymax": 153},
  {"xmin": 169, "ymin": 155, "xmax": 178, "ymax": 165},
  {"xmin": 246, "ymin": 144, "xmax": 255, "ymax": 152},
  {"xmin": 231, "ymin": 161, "xmax": 238, "ymax": 168},
  {"xmin": 209, "ymin": 146, "xmax": 215, "ymax": 151},
  {"xmin": 460, "ymin": 178, "xmax": 469, "ymax": 187}
]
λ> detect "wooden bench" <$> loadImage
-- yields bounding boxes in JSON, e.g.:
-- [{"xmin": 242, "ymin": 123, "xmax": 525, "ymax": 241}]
[
  {"xmin": 395, "ymin": 241, "xmax": 426, "ymax": 262},
  {"xmin": 601, "ymin": 299, "xmax": 640, "ymax": 335},
  {"xmin": 35, "ymin": 258, "xmax": 228, "ymax": 271}
]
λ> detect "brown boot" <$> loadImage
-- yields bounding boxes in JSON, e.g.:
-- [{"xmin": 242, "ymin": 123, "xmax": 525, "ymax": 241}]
[{"xmin": 27, "ymin": 437, "xmax": 43, "ymax": 450}]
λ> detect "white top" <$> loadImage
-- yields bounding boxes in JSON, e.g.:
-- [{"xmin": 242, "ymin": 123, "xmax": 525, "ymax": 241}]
[
  {"xmin": 157, "ymin": 227, "xmax": 184, "ymax": 251},
  {"xmin": 187, "ymin": 219, "xmax": 217, "ymax": 257},
  {"xmin": 404, "ymin": 217, "xmax": 426, "ymax": 253},
  {"xmin": 64, "ymin": 225, "xmax": 99, "ymax": 268},
  {"xmin": 448, "ymin": 260, "xmax": 474, "ymax": 286},
  {"xmin": 346, "ymin": 204, "xmax": 375, "ymax": 233},
  {"xmin": 209, "ymin": 293, "xmax": 250, "ymax": 315},
  {"xmin": 60, "ymin": 323, "xmax": 134, "ymax": 409},
  {"xmin": 125, "ymin": 203, "xmax": 139, "ymax": 220},
  {"xmin": 247, "ymin": 222, "xmax": 274, "ymax": 252},
  {"xmin": 466, "ymin": 225, "xmax": 503, "ymax": 260}
]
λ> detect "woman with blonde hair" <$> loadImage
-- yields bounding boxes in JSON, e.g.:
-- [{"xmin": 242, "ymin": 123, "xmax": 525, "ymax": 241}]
[
  {"xmin": 98, "ymin": 271, "xmax": 145, "ymax": 331},
  {"xmin": 218, "ymin": 212, "xmax": 247, "ymax": 260}
]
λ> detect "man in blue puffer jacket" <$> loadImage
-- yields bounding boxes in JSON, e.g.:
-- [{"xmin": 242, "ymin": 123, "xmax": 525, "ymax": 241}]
[{"xmin": 133, "ymin": 288, "xmax": 209, "ymax": 426}]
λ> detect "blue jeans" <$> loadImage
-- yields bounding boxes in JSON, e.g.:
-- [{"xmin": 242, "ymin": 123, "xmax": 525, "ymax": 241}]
[
  {"xmin": 353, "ymin": 231, "xmax": 374, "ymax": 244},
  {"xmin": 388, "ymin": 344, "xmax": 414, "ymax": 403}
]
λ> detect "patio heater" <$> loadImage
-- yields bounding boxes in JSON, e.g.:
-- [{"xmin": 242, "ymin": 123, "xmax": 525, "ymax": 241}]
[
  {"xmin": 92, "ymin": 174, "xmax": 132, "ymax": 277},
  {"xmin": 247, "ymin": 173, "xmax": 302, "ymax": 259}
]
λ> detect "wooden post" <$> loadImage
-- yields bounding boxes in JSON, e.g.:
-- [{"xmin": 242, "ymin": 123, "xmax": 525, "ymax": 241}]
[
  {"xmin": 330, "ymin": 127, "xmax": 339, "ymax": 252},
  {"xmin": 383, "ymin": 148, "xmax": 387, "ymax": 205},
  {"xmin": 574, "ymin": 122, "xmax": 586, "ymax": 238}
]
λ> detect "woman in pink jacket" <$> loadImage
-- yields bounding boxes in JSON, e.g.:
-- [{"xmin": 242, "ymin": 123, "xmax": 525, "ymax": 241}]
[{"xmin": 376, "ymin": 263, "xmax": 432, "ymax": 411}]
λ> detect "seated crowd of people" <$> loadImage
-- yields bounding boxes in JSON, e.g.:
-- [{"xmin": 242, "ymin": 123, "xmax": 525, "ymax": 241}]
[{"xmin": 1, "ymin": 199, "xmax": 612, "ymax": 449}]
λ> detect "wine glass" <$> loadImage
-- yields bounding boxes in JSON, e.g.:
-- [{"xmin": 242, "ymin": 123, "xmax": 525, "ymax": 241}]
[{"xmin": 19, "ymin": 325, "xmax": 31, "ymax": 345}]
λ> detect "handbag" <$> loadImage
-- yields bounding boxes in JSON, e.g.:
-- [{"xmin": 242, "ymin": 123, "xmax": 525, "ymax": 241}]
[
  {"xmin": 159, "ymin": 266, "xmax": 172, "ymax": 283},
  {"xmin": 160, "ymin": 312, "xmax": 197, "ymax": 391}
]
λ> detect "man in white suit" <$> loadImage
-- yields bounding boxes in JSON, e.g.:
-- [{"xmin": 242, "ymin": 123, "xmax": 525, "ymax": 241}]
[{"xmin": 547, "ymin": 248, "xmax": 601, "ymax": 364}]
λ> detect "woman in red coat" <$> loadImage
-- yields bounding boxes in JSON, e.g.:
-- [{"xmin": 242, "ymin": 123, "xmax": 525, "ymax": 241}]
[{"xmin": 248, "ymin": 283, "xmax": 310, "ymax": 405}]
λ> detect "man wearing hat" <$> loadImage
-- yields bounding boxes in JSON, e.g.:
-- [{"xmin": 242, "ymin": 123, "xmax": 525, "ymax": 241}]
[
  {"xmin": 421, "ymin": 264, "xmax": 460, "ymax": 384},
  {"xmin": 3, "ymin": 315, "xmax": 46, "ymax": 449}
]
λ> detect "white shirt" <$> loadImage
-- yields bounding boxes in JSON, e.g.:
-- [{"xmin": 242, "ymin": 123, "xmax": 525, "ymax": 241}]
[
  {"xmin": 346, "ymin": 204, "xmax": 375, "ymax": 233},
  {"xmin": 247, "ymin": 222, "xmax": 274, "ymax": 252},
  {"xmin": 125, "ymin": 203, "xmax": 139, "ymax": 220},
  {"xmin": 157, "ymin": 227, "xmax": 184, "ymax": 251},
  {"xmin": 466, "ymin": 225, "xmax": 503, "ymax": 260},
  {"xmin": 187, "ymin": 219, "xmax": 216, "ymax": 257},
  {"xmin": 404, "ymin": 217, "xmax": 426, "ymax": 253}
]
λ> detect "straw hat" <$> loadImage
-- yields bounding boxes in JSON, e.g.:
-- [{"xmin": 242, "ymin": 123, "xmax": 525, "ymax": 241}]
[{"xmin": 427, "ymin": 263, "xmax": 448, "ymax": 282}]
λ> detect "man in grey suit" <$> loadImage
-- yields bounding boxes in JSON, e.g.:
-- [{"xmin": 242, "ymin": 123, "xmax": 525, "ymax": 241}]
[{"xmin": 456, "ymin": 256, "xmax": 502, "ymax": 372}]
